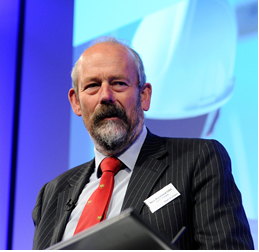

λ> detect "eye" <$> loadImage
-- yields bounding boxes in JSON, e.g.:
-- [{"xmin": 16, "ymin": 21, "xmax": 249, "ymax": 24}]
[
  {"xmin": 111, "ymin": 82, "xmax": 129, "ymax": 92},
  {"xmin": 85, "ymin": 83, "xmax": 99, "ymax": 89},
  {"xmin": 115, "ymin": 82, "xmax": 127, "ymax": 86},
  {"xmin": 83, "ymin": 83, "xmax": 100, "ymax": 94}
]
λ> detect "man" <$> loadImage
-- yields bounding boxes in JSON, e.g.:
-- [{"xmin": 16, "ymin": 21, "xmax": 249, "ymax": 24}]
[{"xmin": 32, "ymin": 37, "xmax": 254, "ymax": 249}]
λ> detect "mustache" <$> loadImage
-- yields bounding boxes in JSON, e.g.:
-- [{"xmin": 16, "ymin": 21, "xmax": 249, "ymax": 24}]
[{"xmin": 93, "ymin": 104, "xmax": 128, "ymax": 125}]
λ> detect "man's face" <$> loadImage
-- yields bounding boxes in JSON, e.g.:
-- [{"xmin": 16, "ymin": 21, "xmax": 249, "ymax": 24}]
[{"xmin": 69, "ymin": 42, "xmax": 151, "ymax": 155}]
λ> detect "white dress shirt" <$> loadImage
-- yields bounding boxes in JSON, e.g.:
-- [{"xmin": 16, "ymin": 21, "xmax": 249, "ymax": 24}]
[{"xmin": 62, "ymin": 126, "xmax": 147, "ymax": 241}]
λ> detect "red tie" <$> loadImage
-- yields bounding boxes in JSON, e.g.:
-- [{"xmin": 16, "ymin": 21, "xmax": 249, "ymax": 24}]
[{"xmin": 74, "ymin": 157, "xmax": 121, "ymax": 235}]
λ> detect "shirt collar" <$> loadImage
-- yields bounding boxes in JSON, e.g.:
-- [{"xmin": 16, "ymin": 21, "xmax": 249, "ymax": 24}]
[{"xmin": 94, "ymin": 125, "xmax": 147, "ymax": 175}]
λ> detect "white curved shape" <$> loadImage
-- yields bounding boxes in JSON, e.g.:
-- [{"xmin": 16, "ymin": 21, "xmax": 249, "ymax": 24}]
[{"xmin": 132, "ymin": 0, "xmax": 237, "ymax": 119}]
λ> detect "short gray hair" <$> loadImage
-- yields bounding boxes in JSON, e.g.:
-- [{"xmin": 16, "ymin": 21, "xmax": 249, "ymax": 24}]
[{"xmin": 71, "ymin": 36, "xmax": 146, "ymax": 95}]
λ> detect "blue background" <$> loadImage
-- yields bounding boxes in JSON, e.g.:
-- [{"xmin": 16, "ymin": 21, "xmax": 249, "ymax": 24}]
[{"xmin": 0, "ymin": 0, "xmax": 257, "ymax": 249}]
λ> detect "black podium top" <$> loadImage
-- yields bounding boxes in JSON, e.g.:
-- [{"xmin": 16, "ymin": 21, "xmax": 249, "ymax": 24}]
[{"xmin": 46, "ymin": 208, "xmax": 178, "ymax": 250}]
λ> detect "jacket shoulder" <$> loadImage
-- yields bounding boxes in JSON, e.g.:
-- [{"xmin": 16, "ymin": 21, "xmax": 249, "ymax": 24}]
[{"xmin": 44, "ymin": 159, "xmax": 95, "ymax": 194}]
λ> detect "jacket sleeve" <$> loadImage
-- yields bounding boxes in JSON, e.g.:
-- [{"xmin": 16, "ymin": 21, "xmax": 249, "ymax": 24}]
[
  {"xmin": 192, "ymin": 139, "xmax": 254, "ymax": 249},
  {"xmin": 32, "ymin": 183, "xmax": 48, "ymax": 226},
  {"xmin": 32, "ymin": 183, "xmax": 48, "ymax": 249}
]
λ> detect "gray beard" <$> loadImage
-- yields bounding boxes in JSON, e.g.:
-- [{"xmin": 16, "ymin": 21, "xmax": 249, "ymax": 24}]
[{"xmin": 92, "ymin": 118, "xmax": 130, "ymax": 152}]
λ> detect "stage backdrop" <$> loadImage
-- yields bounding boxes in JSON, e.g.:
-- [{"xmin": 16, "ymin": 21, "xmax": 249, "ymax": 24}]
[
  {"xmin": 0, "ymin": 0, "xmax": 257, "ymax": 250},
  {"xmin": 0, "ymin": 0, "xmax": 73, "ymax": 249}
]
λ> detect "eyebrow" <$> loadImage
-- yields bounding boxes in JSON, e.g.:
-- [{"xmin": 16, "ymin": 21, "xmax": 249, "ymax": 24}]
[
  {"xmin": 82, "ymin": 75, "xmax": 131, "ymax": 84},
  {"xmin": 110, "ymin": 75, "xmax": 131, "ymax": 83}
]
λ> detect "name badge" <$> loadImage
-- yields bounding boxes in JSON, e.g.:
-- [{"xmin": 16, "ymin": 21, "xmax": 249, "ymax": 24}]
[{"xmin": 144, "ymin": 183, "xmax": 180, "ymax": 213}]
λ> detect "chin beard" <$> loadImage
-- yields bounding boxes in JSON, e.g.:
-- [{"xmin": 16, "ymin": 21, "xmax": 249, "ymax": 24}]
[{"xmin": 92, "ymin": 119, "xmax": 130, "ymax": 152}]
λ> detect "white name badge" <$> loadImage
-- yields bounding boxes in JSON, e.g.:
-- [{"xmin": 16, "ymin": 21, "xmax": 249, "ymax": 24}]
[{"xmin": 144, "ymin": 183, "xmax": 180, "ymax": 213}]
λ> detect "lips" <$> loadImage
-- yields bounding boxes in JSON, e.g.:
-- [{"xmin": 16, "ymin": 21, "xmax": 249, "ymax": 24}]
[
  {"xmin": 98, "ymin": 112, "xmax": 121, "ymax": 121},
  {"xmin": 103, "ymin": 111, "xmax": 120, "ymax": 118},
  {"xmin": 102, "ymin": 116, "xmax": 120, "ymax": 122}
]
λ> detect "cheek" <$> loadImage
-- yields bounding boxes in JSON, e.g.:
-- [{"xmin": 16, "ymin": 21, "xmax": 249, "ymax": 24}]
[
  {"xmin": 79, "ymin": 98, "xmax": 94, "ymax": 119},
  {"xmin": 125, "ymin": 98, "xmax": 141, "ymax": 120}
]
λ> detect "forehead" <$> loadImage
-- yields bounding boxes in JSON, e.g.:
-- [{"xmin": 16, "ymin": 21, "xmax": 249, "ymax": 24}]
[{"xmin": 78, "ymin": 42, "xmax": 137, "ymax": 79}]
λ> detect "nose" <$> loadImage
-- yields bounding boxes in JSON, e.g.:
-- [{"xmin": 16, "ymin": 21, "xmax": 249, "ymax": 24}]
[{"xmin": 99, "ymin": 82, "xmax": 115, "ymax": 104}]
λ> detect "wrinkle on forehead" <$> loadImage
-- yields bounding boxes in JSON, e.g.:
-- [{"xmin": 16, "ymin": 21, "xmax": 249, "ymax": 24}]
[{"xmin": 78, "ymin": 42, "xmax": 138, "ymax": 83}]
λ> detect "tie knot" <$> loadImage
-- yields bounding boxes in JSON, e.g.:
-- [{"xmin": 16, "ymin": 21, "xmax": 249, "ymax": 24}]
[{"xmin": 100, "ymin": 157, "xmax": 121, "ymax": 174}]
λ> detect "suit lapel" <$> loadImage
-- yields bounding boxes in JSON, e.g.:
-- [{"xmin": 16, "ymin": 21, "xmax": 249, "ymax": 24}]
[
  {"xmin": 122, "ymin": 131, "xmax": 168, "ymax": 213},
  {"xmin": 50, "ymin": 159, "xmax": 95, "ymax": 246}
]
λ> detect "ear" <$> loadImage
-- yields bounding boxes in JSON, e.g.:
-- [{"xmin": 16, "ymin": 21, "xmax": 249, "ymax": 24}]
[
  {"xmin": 140, "ymin": 83, "xmax": 152, "ymax": 111},
  {"xmin": 68, "ymin": 88, "xmax": 82, "ymax": 116}
]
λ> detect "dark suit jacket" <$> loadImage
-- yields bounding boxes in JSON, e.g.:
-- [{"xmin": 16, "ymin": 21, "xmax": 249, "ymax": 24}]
[{"xmin": 32, "ymin": 131, "xmax": 254, "ymax": 249}]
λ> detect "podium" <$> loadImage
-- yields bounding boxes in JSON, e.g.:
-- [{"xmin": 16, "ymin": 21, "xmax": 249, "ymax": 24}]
[{"xmin": 46, "ymin": 208, "xmax": 179, "ymax": 250}]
